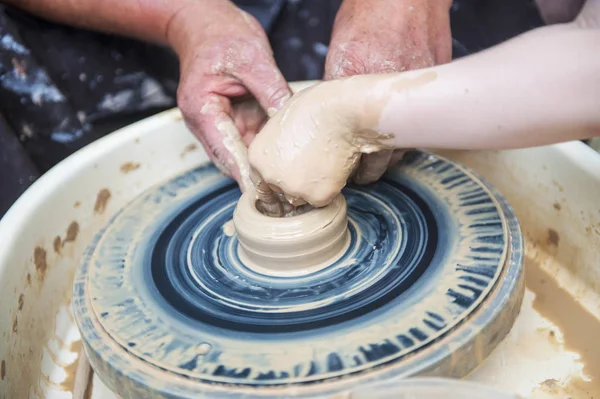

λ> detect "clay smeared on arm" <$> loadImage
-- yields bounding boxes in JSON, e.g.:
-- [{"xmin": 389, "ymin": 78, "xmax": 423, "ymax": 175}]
[{"xmin": 371, "ymin": 26, "xmax": 600, "ymax": 150}]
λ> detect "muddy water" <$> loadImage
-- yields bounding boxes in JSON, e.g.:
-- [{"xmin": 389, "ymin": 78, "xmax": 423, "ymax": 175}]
[
  {"xmin": 83, "ymin": 370, "xmax": 94, "ymax": 399},
  {"xmin": 59, "ymin": 339, "xmax": 82, "ymax": 392},
  {"xmin": 526, "ymin": 257, "xmax": 600, "ymax": 398}
]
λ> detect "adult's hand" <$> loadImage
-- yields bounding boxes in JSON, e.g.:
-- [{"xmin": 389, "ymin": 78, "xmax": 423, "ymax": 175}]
[
  {"xmin": 6, "ymin": 0, "xmax": 291, "ymax": 191},
  {"xmin": 168, "ymin": 0, "xmax": 292, "ymax": 190},
  {"xmin": 323, "ymin": 0, "xmax": 453, "ymax": 185}
]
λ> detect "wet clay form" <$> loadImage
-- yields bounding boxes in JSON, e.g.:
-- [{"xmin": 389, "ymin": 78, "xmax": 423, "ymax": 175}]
[
  {"xmin": 234, "ymin": 190, "xmax": 350, "ymax": 276},
  {"xmin": 73, "ymin": 151, "xmax": 524, "ymax": 399}
]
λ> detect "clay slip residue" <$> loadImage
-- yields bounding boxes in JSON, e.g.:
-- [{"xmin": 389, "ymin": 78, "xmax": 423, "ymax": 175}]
[
  {"xmin": 546, "ymin": 228, "xmax": 560, "ymax": 247},
  {"xmin": 526, "ymin": 257, "xmax": 600, "ymax": 397},
  {"xmin": 120, "ymin": 162, "xmax": 140, "ymax": 174},
  {"xmin": 59, "ymin": 340, "xmax": 82, "ymax": 393},
  {"xmin": 34, "ymin": 246, "xmax": 47, "ymax": 280},
  {"xmin": 180, "ymin": 143, "xmax": 198, "ymax": 158},
  {"xmin": 538, "ymin": 378, "xmax": 563, "ymax": 394},
  {"xmin": 64, "ymin": 221, "xmax": 79, "ymax": 244},
  {"xmin": 552, "ymin": 179, "xmax": 564, "ymax": 192},
  {"xmin": 366, "ymin": 70, "xmax": 438, "ymax": 130},
  {"xmin": 1, "ymin": 359, "xmax": 5, "ymax": 380},
  {"xmin": 94, "ymin": 188, "xmax": 111, "ymax": 214},
  {"xmin": 40, "ymin": 334, "xmax": 95, "ymax": 397},
  {"xmin": 83, "ymin": 369, "xmax": 94, "ymax": 399},
  {"xmin": 18, "ymin": 294, "xmax": 24, "ymax": 311},
  {"xmin": 53, "ymin": 221, "xmax": 80, "ymax": 253},
  {"xmin": 53, "ymin": 236, "xmax": 62, "ymax": 254}
]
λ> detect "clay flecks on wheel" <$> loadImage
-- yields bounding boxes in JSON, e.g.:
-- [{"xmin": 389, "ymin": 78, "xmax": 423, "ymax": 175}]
[{"xmin": 72, "ymin": 150, "xmax": 524, "ymax": 399}]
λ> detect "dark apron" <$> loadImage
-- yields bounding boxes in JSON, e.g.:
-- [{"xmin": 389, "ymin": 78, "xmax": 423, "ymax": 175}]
[{"xmin": 0, "ymin": 0, "xmax": 545, "ymax": 217}]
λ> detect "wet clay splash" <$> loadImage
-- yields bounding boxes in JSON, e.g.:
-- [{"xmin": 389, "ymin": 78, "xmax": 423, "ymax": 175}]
[
  {"xmin": 63, "ymin": 221, "xmax": 79, "ymax": 245},
  {"xmin": 83, "ymin": 370, "xmax": 94, "ymax": 399},
  {"xmin": 546, "ymin": 228, "xmax": 560, "ymax": 247},
  {"xmin": 33, "ymin": 246, "xmax": 47, "ymax": 281},
  {"xmin": 526, "ymin": 257, "xmax": 600, "ymax": 397},
  {"xmin": 53, "ymin": 236, "xmax": 62, "ymax": 254},
  {"xmin": 53, "ymin": 222, "xmax": 80, "ymax": 254},
  {"xmin": 59, "ymin": 340, "xmax": 82, "ymax": 392},
  {"xmin": 120, "ymin": 162, "xmax": 140, "ymax": 174},
  {"xmin": 94, "ymin": 188, "xmax": 111, "ymax": 214},
  {"xmin": 180, "ymin": 143, "xmax": 198, "ymax": 158}
]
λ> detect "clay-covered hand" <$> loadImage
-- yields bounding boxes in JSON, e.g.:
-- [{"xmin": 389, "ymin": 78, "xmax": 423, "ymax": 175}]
[
  {"xmin": 167, "ymin": 0, "xmax": 292, "ymax": 190},
  {"xmin": 323, "ymin": 0, "xmax": 452, "ymax": 185},
  {"xmin": 248, "ymin": 79, "xmax": 393, "ymax": 208}
]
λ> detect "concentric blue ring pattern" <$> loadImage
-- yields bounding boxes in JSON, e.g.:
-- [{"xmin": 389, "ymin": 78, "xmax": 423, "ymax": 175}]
[
  {"xmin": 74, "ymin": 151, "xmax": 509, "ymax": 387},
  {"xmin": 148, "ymin": 181, "xmax": 435, "ymax": 332}
]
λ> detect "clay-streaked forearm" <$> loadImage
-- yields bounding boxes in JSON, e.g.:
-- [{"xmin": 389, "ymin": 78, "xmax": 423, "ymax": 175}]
[
  {"xmin": 353, "ymin": 24, "xmax": 600, "ymax": 150},
  {"xmin": 2, "ymin": 0, "xmax": 196, "ymax": 46}
]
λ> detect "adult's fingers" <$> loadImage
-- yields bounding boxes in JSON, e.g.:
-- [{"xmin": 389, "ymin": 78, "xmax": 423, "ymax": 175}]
[
  {"xmin": 231, "ymin": 48, "xmax": 292, "ymax": 117},
  {"xmin": 206, "ymin": 114, "xmax": 253, "ymax": 191},
  {"xmin": 181, "ymin": 93, "xmax": 252, "ymax": 191},
  {"xmin": 229, "ymin": 97, "xmax": 267, "ymax": 146},
  {"xmin": 352, "ymin": 150, "xmax": 393, "ymax": 185},
  {"xmin": 352, "ymin": 149, "xmax": 409, "ymax": 186}
]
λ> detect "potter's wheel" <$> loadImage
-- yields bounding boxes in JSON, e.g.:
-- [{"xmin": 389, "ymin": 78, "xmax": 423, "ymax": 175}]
[{"xmin": 73, "ymin": 150, "xmax": 524, "ymax": 398}]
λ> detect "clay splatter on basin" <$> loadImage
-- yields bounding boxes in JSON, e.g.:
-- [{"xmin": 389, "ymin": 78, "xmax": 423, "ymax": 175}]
[{"xmin": 72, "ymin": 150, "xmax": 524, "ymax": 399}]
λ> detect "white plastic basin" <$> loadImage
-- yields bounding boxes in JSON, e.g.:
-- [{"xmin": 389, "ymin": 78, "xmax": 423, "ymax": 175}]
[{"xmin": 1, "ymin": 81, "xmax": 599, "ymax": 399}]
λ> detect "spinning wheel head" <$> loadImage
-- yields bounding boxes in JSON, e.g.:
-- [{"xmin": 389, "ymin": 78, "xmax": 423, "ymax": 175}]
[{"xmin": 73, "ymin": 151, "xmax": 524, "ymax": 399}]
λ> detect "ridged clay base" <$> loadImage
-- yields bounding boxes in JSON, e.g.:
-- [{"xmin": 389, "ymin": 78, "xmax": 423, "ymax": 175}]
[{"xmin": 233, "ymin": 190, "xmax": 350, "ymax": 277}]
